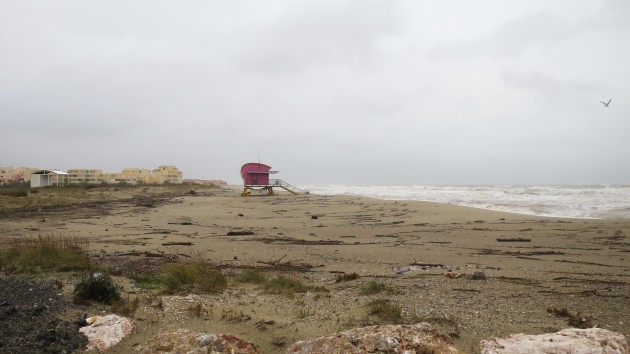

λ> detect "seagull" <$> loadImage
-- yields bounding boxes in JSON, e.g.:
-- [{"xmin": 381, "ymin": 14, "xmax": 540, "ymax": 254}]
[{"xmin": 600, "ymin": 99, "xmax": 611, "ymax": 107}]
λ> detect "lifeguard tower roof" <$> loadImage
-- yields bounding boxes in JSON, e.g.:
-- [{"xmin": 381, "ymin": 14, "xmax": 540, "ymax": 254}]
[{"xmin": 240, "ymin": 163, "xmax": 277, "ymax": 187}]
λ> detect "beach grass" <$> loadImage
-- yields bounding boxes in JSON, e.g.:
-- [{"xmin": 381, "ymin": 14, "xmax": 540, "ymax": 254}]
[
  {"xmin": 161, "ymin": 262, "xmax": 227, "ymax": 294},
  {"xmin": 366, "ymin": 299, "xmax": 404, "ymax": 324},
  {"xmin": 232, "ymin": 270, "xmax": 267, "ymax": 284},
  {"xmin": 0, "ymin": 234, "xmax": 91, "ymax": 273},
  {"xmin": 359, "ymin": 280, "xmax": 388, "ymax": 295},
  {"xmin": 260, "ymin": 275, "xmax": 310, "ymax": 297},
  {"xmin": 133, "ymin": 274, "xmax": 163, "ymax": 290}
]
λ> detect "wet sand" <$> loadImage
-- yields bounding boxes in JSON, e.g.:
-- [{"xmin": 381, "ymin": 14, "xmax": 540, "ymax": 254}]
[{"xmin": 1, "ymin": 186, "xmax": 629, "ymax": 353}]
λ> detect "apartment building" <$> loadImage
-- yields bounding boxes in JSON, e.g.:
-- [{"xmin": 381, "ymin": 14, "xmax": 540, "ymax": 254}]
[
  {"xmin": 66, "ymin": 169, "xmax": 103, "ymax": 185},
  {"xmin": 0, "ymin": 167, "xmax": 38, "ymax": 185},
  {"xmin": 64, "ymin": 166, "xmax": 183, "ymax": 185},
  {"xmin": 152, "ymin": 165, "xmax": 183, "ymax": 184}
]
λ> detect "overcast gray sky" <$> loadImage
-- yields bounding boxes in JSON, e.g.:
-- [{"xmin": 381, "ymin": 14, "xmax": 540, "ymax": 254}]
[{"xmin": 1, "ymin": 0, "xmax": 628, "ymax": 185}]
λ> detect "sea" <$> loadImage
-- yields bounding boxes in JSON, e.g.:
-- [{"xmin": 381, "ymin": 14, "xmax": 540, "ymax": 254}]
[{"xmin": 300, "ymin": 185, "xmax": 630, "ymax": 220}]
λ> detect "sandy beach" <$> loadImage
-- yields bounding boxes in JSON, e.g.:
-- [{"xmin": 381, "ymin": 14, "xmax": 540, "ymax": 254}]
[{"xmin": 1, "ymin": 186, "xmax": 629, "ymax": 353}]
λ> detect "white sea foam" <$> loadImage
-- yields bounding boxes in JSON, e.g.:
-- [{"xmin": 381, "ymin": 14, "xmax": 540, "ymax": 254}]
[{"xmin": 301, "ymin": 185, "xmax": 630, "ymax": 219}]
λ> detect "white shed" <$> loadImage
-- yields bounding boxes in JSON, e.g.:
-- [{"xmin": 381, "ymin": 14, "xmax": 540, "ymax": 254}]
[{"xmin": 30, "ymin": 170, "xmax": 69, "ymax": 188}]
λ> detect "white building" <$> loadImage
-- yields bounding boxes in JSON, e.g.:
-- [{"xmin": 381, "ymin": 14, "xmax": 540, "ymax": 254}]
[{"xmin": 30, "ymin": 170, "xmax": 69, "ymax": 187}]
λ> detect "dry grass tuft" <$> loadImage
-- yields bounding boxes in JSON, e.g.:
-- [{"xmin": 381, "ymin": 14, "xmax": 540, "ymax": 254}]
[
  {"xmin": 161, "ymin": 262, "xmax": 227, "ymax": 294},
  {"xmin": 0, "ymin": 234, "xmax": 90, "ymax": 273},
  {"xmin": 547, "ymin": 307, "xmax": 595, "ymax": 328},
  {"xmin": 366, "ymin": 299, "xmax": 404, "ymax": 324}
]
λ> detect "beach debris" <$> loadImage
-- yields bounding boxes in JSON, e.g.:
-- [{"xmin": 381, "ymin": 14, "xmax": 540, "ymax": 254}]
[
  {"xmin": 393, "ymin": 266, "xmax": 412, "ymax": 275},
  {"xmin": 311, "ymin": 215, "xmax": 318, "ymax": 219},
  {"xmin": 112, "ymin": 250, "xmax": 177, "ymax": 260},
  {"xmin": 496, "ymin": 237, "xmax": 531, "ymax": 242},
  {"xmin": 271, "ymin": 254, "xmax": 287, "ymax": 266},
  {"xmin": 271, "ymin": 336, "xmax": 286, "ymax": 347},
  {"xmin": 442, "ymin": 271, "xmax": 462, "ymax": 279},
  {"xmin": 134, "ymin": 329, "xmax": 260, "ymax": 354},
  {"xmin": 255, "ymin": 319, "xmax": 276, "ymax": 331},
  {"xmin": 480, "ymin": 328, "xmax": 627, "ymax": 354},
  {"xmin": 335, "ymin": 272, "xmax": 359, "ymax": 283},
  {"xmin": 257, "ymin": 236, "xmax": 344, "ymax": 245},
  {"xmin": 227, "ymin": 231, "xmax": 255, "ymax": 236},
  {"xmin": 254, "ymin": 254, "xmax": 320, "ymax": 271},
  {"xmin": 410, "ymin": 261, "xmax": 445, "ymax": 268},
  {"xmin": 286, "ymin": 322, "xmax": 462, "ymax": 354},
  {"xmin": 160, "ymin": 242, "xmax": 193, "ymax": 246},
  {"xmin": 167, "ymin": 221, "xmax": 194, "ymax": 225},
  {"xmin": 547, "ymin": 307, "xmax": 594, "ymax": 328},
  {"xmin": 477, "ymin": 265, "xmax": 500, "ymax": 270},
  {"xmin": 79, "ymin": 314, "xmax": 135, "ymax": 352},
  {"xmin": 468, "ymin": 271, "xmax": 487, "ymax": 280}
]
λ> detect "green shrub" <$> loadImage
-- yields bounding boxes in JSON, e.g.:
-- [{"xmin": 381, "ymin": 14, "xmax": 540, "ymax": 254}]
[
  {"xmin": 162, "ymin": 263, "xmax": 226, "ymax": 294},
  {"xmin": 261, "ymin": 275, "xmax": 309, "ymax": 297},
  {"xmin": 133, "ymin": 275, "xmax": 163, "ymax": 289},
  {"xmin": 233, "ymin": 270, "xmax": 266, "ymax": 284},
  {"xmin": 74, "ymin": 272, "xmax": 121, "ymax": 304},
  {"xmin": 366, "ymin": 299, "xmax": 404, "ymax": 324},
  {"xmin": 359, "ymin": 280, "xmax": 387, "ymax": 295},
  {"xmin": 0, "ymin": 188, "xmax": 28, "ymax": 197}
]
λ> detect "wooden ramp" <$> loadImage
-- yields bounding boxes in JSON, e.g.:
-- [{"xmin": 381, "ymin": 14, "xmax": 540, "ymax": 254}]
[{"xmin": 275, "ymin": 180, "xmax": 305, "ymax": 195}]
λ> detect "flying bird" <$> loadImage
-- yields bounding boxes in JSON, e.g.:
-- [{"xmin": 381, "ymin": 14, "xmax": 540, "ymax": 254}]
[{"xmin": 600, "ymin": 99, "xmax": 611, "ymax": 107}]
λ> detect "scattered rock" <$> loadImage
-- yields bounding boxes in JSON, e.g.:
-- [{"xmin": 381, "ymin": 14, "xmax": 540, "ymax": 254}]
[
  {"xmin": 469, "ymin": 271, "xmax": 486, "ymax": 280},
  {"xmin": 443, "ymin": 271, "xmax": 462, "ymax": 279},
  {"xmin": 393, "ymin": 266, "xmax": 412, "ymax": 274},
  {"xmin": 134, "ymin": 329, "xmax": 260, "ymax": 354},
  {"xmin": 79, "ymin": 314, "xmax": 135, "ymax": 352},
  {"xmin": 480, "ymin": 327, "xmax": 628, "ymax": 354},
  {"xmin": 286, "ymin": 323, "xmax": 462, "ymax": 353}
]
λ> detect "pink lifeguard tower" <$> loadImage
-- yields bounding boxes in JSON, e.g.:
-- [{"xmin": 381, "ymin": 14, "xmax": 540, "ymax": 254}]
[{"xmin": 240, "ymin": 162, "xmax": 301, "ymax": 196}]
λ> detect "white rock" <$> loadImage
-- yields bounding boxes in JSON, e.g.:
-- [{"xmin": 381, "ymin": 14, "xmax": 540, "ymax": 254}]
[
  {"xmin": 480, "ymin": 327, "xmax": 628, "ymax": 354},
  {"xmin": 79, "ymin": 314, "xmax": 135, "ymax": 352},
  {"xmin": 286, "ymin": 322, "xmax": 461, "ymax": 353}
]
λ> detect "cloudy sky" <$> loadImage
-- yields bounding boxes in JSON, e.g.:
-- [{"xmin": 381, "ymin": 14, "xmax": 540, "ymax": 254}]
[{"xmin": 1, "ymin": 0, "xmax": 628, "ymax": 185}]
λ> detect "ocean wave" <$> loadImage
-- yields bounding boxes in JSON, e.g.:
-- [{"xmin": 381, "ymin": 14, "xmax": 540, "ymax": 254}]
[{"xmin": 301, "ymin": 184, "xmax": 630, "ymax": 219}]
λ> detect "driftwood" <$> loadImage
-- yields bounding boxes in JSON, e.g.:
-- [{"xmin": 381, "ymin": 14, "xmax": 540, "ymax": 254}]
[
  {"xmin": 227, "ymin": 231, "xmax": 255, "ymax": 236},
  {"xmin": 255, "ymin": 254, "xmax": 320, "ymax": 271},
  {"xmin": 258, "ymin": 254, "xmax": 287, "ymax": 266},
  {"xmin": 410, "ymin": 261, "xmax": 445, "ymax": 267},
  {"xmin": 168, "ymin": 222, "xmax": 194, "ymax": 225},
  {"xmin": 497, "ymin": 237, "xmax": 531, "ymax": 242},
  {"xmin": 259, "ymin": 236, "xmax": 344, "ymax": 245},
  {"xmin": 161, "ymin": 242, "xmax": 193, "ymax": 246},
  {"xmin": 112, "ymin": 250, "xmax": 176, "ymax": 259}
]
